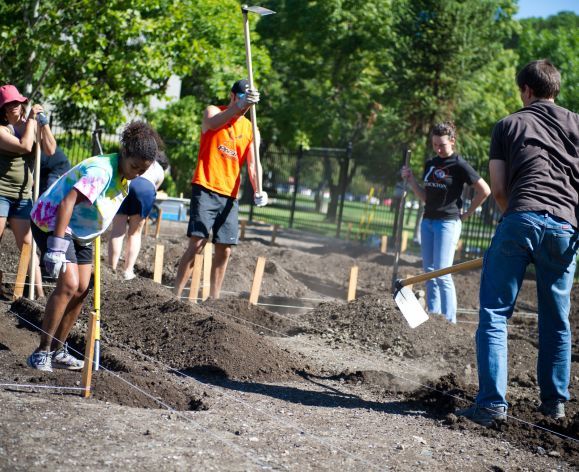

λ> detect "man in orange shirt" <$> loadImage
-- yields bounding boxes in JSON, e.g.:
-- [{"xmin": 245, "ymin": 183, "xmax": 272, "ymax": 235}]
[{"xmin": 174, "ymin": 79, "xmax": 267, "ymax": 299}]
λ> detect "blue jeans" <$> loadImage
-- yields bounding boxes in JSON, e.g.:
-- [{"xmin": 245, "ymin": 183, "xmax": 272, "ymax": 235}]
[
  {"xmin": 420, "ymin": 218, "xmax": 461, "ymax": 323},
  {"xmin": 0, "ymin": 195, "xmax": 32, "ymax": 219},
  {"xmin": 476, "ymin": 211, "xmax": 578, "ymax": 408}
]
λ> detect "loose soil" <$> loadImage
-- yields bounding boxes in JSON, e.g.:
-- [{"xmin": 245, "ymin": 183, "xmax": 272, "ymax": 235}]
[{"xmin": 0, "ymin": 222, "xmax": 577, "ymax": 471}]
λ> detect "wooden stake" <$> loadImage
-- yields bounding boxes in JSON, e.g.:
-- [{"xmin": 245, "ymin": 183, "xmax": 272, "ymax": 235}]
[
  {"xmin": 346, "ymin": 223, "xmax": 352, "ymax": 241},
  {"xmin": 401, "ymin": 230, "xmax": 409, "ymax": 253},
  {"xmin": 380, "ymin": 235, "xmax": 388, "ymax": 254},
  {"xmin": 347, "ymin": 266, "xmax": 358, "ymax": 302},
  {"xmin": 28, "ymin": 123, "xmax": 42, "ymax": 300},
  {"xmin": 81, "ymin": 310, "xmax": 98, "ymax": 398},
  {"xmin": 202, "ymin": 243, "xmax": 212, "ymax": 300},
  {"xmin": 249, "ymin": 256, "xmax": 266, "ymax": 306},
  {"xmin": 155, "ymin": 208, "xmax": 163, "ymax": 239},
  {"xmin": 271, "ymin": 224, "xmax": 279, "ymax": 245},
  {"xmin": 153, "ymin": 244, "xmax": 164, "ymax": 283},
  {"xmin": 188, "ymin": 254, "xmax": 204, "ymax": 303},
  {"xmin": 143, "ymin": 217, "xmax": 149, "ymax": 237},
  {"xmin": 239, "ymin": 220, "xmax": 247, "ymax": 241},
  {"xmin": 13, "ymin": 243, "xmax": 31, "ymax": 300}
]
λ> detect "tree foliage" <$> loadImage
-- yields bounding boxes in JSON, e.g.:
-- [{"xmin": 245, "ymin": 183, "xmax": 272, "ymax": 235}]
[
  {"xmin": 384, "ymin": 0, "xmax": 519, "ymax": 172},
  {"xmin": 515, "ymin": 12, "xmax": 578, "ymax": 111},
  {"xmin": 0, "ymin": 0, "xmax": 575, "ymax": 198},
  {"xmin": 257, "ymin": 0, "xmax": 394, "ymax": 148},
  {"xmin": 0, "ymin": 0, "xmax": 175, "ymax": 127},
  {"xmin": 0, "ymin": 0, "xmax": 263, "ymax": 128}
]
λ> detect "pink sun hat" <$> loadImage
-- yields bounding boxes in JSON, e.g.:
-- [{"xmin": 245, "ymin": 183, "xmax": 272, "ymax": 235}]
[{"xmin": 0, "ymin": 85, "xmax": 28, "ymax": 109}]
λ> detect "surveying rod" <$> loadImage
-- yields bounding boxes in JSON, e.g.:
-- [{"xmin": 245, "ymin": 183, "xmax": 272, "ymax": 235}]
[{"xmin": 93, "ymin": 236, "xmax": 101, "ymax": 370}]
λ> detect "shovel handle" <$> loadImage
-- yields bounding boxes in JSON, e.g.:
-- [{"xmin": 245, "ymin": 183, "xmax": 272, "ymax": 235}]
[{"xmin": 398, "ymin": 257, "xmax": 483, "ymax": 288}]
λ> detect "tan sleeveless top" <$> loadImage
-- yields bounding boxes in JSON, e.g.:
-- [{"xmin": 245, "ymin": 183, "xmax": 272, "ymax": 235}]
[{"xmin": 0, "ymin": 121, "xmax": 36, "ymax": 200}]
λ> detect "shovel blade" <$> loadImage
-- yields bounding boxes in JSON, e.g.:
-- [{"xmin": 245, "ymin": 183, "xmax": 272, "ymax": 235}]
[
  {"xmin": 242, "ymin": 5, "xmax": 276, "ymax": 15},
  {"xmin": 394, "ymin": 286, "xmax": 429, "ymax": 328}
]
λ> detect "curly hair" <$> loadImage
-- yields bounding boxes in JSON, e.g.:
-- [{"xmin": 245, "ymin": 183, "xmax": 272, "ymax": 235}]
[
  {"xmin": 156, "ymin": 150, "xmax": 170, "ymax": 170},
  {"xmin": 430, "ymin": 121, "xmax": 457, "ymax": 141},
  {"xmin": 120, "ymin": 121, "xmax": 164, "ymax": 163}
]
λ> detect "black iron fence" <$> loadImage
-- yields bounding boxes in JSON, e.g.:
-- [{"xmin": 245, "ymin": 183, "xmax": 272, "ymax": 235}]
[{"xmin": 243, "ymin": 143, "xmax": 503, "ymax": 263}]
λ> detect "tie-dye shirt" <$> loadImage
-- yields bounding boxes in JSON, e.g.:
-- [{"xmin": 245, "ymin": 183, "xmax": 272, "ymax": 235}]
[{"xmin": 31, "ymin": 154, "xmax": 128, "ymax": 243}]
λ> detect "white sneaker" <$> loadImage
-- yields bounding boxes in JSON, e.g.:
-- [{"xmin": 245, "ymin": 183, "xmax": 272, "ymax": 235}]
[
  {"xmin": 123, "ymin": 270, "xmax": 136, "ymax": 281},
  {"xmin": 52, "ymin": 344, "xmax": 84, "ymax": 370},
  {"xmin": 27, "ymin": 350, "xmax": 53, "ymax": 372}
]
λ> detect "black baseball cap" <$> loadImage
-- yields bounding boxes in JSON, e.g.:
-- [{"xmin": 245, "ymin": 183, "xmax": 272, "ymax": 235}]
[{"xmin": 231, "ymin": 79, "xmax": 250, "ymax": 95}]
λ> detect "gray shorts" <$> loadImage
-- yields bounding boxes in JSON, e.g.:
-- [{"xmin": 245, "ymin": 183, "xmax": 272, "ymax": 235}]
[{"xmin": 187, "ymin": 184, "xmax": 239, "ymax": 245}]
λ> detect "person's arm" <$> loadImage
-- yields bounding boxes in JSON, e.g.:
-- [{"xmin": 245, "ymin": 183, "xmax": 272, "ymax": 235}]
[
  {"xmin": 401, "ymin": 165, "xmax": 426, "ymax": 202},
  {"xmin": 0, "ymin": 116, "xmax": 37, "ymax": 154},
  {"xmin": 202, "ymin": 105, "xmax": 243, "ymax": 133},
  {"xmin": 489, "ymin": 160, "xmax": 508, "ymax": 213},
  {"xmin": 202, "ymin": 90, "xmax": 259, "ymax": 133},
  {"xmin": 38, "ymin": 116, "xmax": 57, "ymax": 156},
  {"xmin": 53, "ymin": 188, "xmax": 88, "ymax": 237},
  {"xmin": 461, "ymin": 177, "xmax": 491, "ymax": 221},
  {"xmin": 43, "ymin": 187, "xmax": 89, "ymax": 278}
]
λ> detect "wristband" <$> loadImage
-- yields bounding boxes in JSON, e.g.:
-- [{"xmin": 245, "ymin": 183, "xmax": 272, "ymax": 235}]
[{"xmin": 37, "ymin": 113, "xmax": 49, "ymax": 127}]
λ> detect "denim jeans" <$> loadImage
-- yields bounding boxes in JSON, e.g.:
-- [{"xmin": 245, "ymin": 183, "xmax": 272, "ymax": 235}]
[
  {"xmin": 476, "ymin": 211, "xmax": 578, "ymax": 408},
  {"xmin": 420, "ymin": 218, "xmax": 462, "ymax": 323}
]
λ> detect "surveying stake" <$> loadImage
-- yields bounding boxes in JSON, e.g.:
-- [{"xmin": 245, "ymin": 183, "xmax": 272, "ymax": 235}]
[
  {"xmin": 81, "ymin": 236, "xmax": 101, "ymax": 397},
  {"xmin": 93, "ymin": 237, "xmax": 101, "ymax": 370}
]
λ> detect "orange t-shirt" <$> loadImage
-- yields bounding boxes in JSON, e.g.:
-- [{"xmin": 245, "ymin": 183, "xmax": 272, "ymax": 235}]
[{"xmin": 192, "ymin": 107, "xmax": 253, "ymax": 198}]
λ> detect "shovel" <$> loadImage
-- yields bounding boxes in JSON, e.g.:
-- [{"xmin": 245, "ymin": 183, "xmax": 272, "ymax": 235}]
[{"xmin": 393, "ymin": 257, "xmax": 483, "ymax": 328}]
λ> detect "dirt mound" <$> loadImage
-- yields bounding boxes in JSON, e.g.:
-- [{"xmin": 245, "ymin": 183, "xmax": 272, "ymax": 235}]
[
  {"xmin": 303, "ymin": 295, "xmax": 477, "ymax": 367},
  {"xmin": 224, "ymin": 243, "xmax": 316, "ymax": 298},
  {"xmin": 5, "ymin": 298, "xmax": 208, "ymax": 411},
  {"xmin": 406, "ymin": 373, "xmax": 579, "ymax": 464},
  {"xmin": 98, "ymin": 269, "xmax": 305, "ymax": 381},
  {"xmin": 199, "ymin": 298, "xmax": 304, "ymax": 337}
]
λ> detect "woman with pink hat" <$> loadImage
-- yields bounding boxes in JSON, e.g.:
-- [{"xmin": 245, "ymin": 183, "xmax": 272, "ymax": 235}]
[{"xmin": 0, "ymin": 84, "xmax": 57, "ymax": 297}]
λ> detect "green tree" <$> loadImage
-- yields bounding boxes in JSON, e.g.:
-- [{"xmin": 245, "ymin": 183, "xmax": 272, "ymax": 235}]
[
  {"xmin": 0, "ymin": 0, "xmax": 263, "ymax": 129},
  {"xmin": 0, "ymin": 1, "xmax": 177, "ymax": 127},
  {"xmin": 515, "ymin": 12, "xmax": 578, "ymax": 111},
  {"xmin": 256, "ymin": 0, "xmax": 395, "ymax": 219},
  {"xmin": 385, "ymin": 0, "xmax": 519, "ymax": 170}
]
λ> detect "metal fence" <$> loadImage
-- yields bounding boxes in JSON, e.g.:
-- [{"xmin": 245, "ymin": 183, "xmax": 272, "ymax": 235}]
[{"xmin": 243, "ymin": 143, "xmax": 503, "ymax": 263}]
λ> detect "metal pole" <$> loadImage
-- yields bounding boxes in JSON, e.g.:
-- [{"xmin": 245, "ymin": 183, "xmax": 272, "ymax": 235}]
[
  {"xmin": 289, "ymin": 145, "xmax": 303, "ymax": 229},
  {"xmin": 335, "ymin": 142, "xmax": 352, "ymax": 238},
  {"xmin": 391, "ymin": 148, "xmax": 411, "ymax": 291}
]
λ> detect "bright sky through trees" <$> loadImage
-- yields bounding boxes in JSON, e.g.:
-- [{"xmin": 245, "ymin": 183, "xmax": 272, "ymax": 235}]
[{"xmin": 516, "ymin": 0, "xmax": 578, "ymax": 18}]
